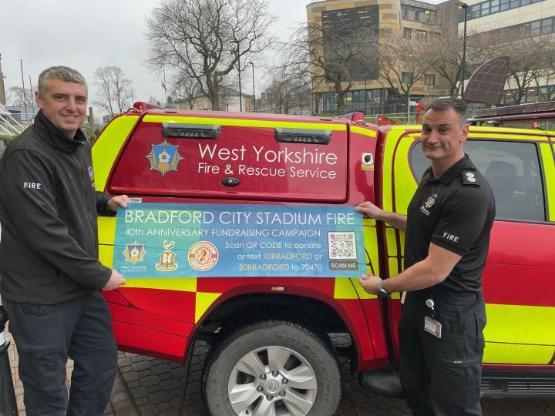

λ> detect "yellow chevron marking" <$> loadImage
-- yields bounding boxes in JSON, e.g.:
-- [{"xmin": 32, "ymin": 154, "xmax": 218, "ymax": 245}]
[
  {"xmin": 540, "ymin": 143, "xmax": 555, "ymax": 221},
  {"xmin": 143, "ymin": 115, "xmax": 346, "ymax": 131},
  {"xmin": 98, "ymin": 217, "xmax": 116, "ymax": 245},
  {"xmin": 468, "ymin": 132, "xmax": 549, "ymax": 142},
  {"xmin": 484, "ymin": 342, "xmax": 553, "ymax": 365},
  {"xmin": 123, "ymin": 277, "xmax": 197, "ymax": 292},
  {"xmin": 351, "ymin": 125, "xmax": 377, "ymax": 138},
  {"xmin": 485, "ymin": 304, "xmax": 555, "ymax": 346},
  {"xmin": 92, "ymin": 115, "xmax": 139, "ymax": 191},
  {"xmin": 99, "ymin": 245, "xmax": 114, "ymax": 269},
  {"xmin": 334, "ymin": 278, "xmax": 360, "ymax": 299},
  {"xmin": 195, "ymin": 292, "xmax": 222, "ymax": 323}
]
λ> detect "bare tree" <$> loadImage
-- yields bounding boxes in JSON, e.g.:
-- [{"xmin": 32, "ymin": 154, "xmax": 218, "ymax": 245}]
[
  {"xmin": 147, "ymin": 0, "xmax": 274, "ymax": 110},
  {"xmin": 284, "ymin": 23, "xmax": 378, "ymax": 114},
  {"xmin": 379, "ymin": 34, "xmax": 438, "ymax": 109},
  {"xmin": 501, "ymin": 34, "xmax": 555, "ymax": 104},
  {"xmin": 7, "ymin": 86, "xmax": 34, "ymax": 108},
  {"xmin": 462, "ymin": 29, "xmax": 555, "ymax": 104},
  {"xmin": 171, "ymin": 74, "xmax": 203, "ymax": 109},
  {"xmin": 430, "ymin": 31, "xmax": 495, "ymax": 98},
  {"xmin": 93, "ymin": 66, "xmax": 134, "ymax": 115},
  {"xmin": 262, "ymin": 65, "xmax": 312, "ymax": 115}
]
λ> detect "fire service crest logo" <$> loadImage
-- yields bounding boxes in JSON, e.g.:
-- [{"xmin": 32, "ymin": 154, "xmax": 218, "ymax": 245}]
[
  {"xmin": 123, "ymin": 242, "xmax": 146, "ymax": 264},
  {"xmin": 188, "ymin": 241, "xmax": 219, "ymax": 271},
  {"xmin": 147, "ymin": 140, "xmax": 183, "ymax": 175}
]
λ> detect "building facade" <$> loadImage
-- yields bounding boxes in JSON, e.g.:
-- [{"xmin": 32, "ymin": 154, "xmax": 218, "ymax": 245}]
[
  {"xmin": 307, "ymin": 0, "xmax": 457, "ymax": 115},
  {"xmin": 460, "ymin": 0, "xmax": 555, "ymax": 104}
]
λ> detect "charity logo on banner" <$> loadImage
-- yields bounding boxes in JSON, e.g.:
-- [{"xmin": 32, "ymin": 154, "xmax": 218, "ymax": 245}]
[{"xmin": 113, "ymin": 203, "xmax": 367, "ymax": 278}]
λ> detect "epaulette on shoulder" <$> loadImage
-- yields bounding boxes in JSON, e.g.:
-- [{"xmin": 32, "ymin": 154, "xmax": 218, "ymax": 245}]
[{"xmin": 461, "ymin": 170, "xmax": 480, "ymax": 186}]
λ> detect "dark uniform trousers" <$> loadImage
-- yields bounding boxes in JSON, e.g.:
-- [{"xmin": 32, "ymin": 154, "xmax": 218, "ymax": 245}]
[
  {"xmin": 4, "ymin": 292, "xmax": 117, "ymax": 416},
  {"xmin": 399, "ymin": 289, "xmax": 486, "ymax": 416}
]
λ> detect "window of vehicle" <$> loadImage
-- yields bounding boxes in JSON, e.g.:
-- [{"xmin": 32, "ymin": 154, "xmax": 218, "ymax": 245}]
[{"xmin": 410, "ymin": 140, "xmax": 546, "ymax": 222}]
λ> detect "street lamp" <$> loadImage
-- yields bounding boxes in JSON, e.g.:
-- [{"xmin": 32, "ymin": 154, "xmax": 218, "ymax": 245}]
[
  {"xmin": 457, "ymin": 1, "xmax": 469, "ymax": 98},
  {"xmin": 248, "ymin": 62, "xmax": 256, "ymax": 112},
  {"xmin": 235, "ymin": 40, "xmax": 243, "ymax": 112},
  {"xmin": 364, "ymin": 77, "xmax": 368, "ymax": 115}
]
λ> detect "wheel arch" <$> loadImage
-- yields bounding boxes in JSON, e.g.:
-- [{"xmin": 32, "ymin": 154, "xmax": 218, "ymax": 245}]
[{"xmin": 192, "ymin": 292, "xmax": 359, "ymax": 364}]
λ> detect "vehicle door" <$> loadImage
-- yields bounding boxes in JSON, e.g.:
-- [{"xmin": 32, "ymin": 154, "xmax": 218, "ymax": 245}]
[{"xmin": 383, "ymin": 126, "xmax": 555, "ymax": 366}]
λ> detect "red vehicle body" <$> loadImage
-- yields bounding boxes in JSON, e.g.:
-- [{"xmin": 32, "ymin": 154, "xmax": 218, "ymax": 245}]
[{"xmin": 93, "ymin": 106, "xmax": 555, "ymax": 415}]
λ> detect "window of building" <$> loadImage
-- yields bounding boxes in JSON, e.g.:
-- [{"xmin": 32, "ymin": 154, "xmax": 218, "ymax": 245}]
[
  {"xmin": 416, "ymin": 30, "xmax": 427, "ymax": 40},
  {"xmin": 402, "ymin": 72, "xmax": 413, "ymax": 84},
  {"xmin": 541, "ymin": 17, "xmax": 553, "ymax": 34},
  {"xmin": 530, "ymin": 20, "xmax": 541, "ymax": 35},
  {"xmin": 500, "ymin": 0, "xmax": 511, "ymax": 10},
  {"xmin": 410, "ymin": 141, "xmax": 546, "ymax": 221},
  {"xmin": 321, "ymin": 5, "xmax": 380, "ymax": 82},
  {"xmin": 401, "ymin": 5, "xmax": 437, "ymax": 24},
  {"xmin": 403, "ymin": 27, "xmax": 412, "ymax": 39},
  {"xmin": 461, "ymin": 0, "xmax": 545, "ymax": 22},
  {"xmin": 424, "ymin": 74, "xmax": 435, "ymax": 86}
]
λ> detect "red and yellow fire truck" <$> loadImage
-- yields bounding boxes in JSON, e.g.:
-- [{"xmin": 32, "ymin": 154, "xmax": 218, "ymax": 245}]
[{"xmin": 93, "ymin": 104, "xmax": 555, "ymax": 416}]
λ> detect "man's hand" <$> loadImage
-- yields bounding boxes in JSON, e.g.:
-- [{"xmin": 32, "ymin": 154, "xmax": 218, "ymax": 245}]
[
  {"xmin": 355, "ymin": 201, "xmax": 384, "ymax": 221},
  {"xmin": 102, "ymin": 269, "xmax": 126, "ymax": 291},
  {"xmin": 359, "ymin": 273, "xmax": 383, "ymax": 295},
  {"xmin": 107, "ymin": 194, "xmax": 130, "ymax": 212},
  {"xmin": 355, "ymin": 201, "xmax": 407, "ymax": 232}
]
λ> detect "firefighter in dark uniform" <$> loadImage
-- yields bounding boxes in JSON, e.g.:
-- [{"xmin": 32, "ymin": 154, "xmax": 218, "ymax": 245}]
[{"xmin": 356, "ymin": 98, "xmax": 495, "ymax": 416}]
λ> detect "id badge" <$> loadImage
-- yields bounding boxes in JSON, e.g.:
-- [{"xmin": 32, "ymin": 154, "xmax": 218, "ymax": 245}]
[{"xmin": 424, "ymin": 316, "xmax": 442, "ymax": 339}]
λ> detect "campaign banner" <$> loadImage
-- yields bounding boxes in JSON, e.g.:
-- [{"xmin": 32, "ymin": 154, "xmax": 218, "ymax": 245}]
[{"xmin": 113, "ymin": 203, "xmax": 366, "ymax": 278}]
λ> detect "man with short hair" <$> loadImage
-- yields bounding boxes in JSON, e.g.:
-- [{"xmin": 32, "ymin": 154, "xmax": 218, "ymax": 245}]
[
  {"xmin": 0, "ymin": 66, "xmax": 128, "ymax": 415},
  {"xmin": 357, "ymin": 98, "xmax": 495, "ymax": 415}
]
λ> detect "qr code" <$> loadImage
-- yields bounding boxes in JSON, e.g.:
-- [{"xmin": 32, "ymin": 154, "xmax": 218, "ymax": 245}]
[{"xmin": 328, "ymin": 232, "xmax": 357, "ymax": 260}]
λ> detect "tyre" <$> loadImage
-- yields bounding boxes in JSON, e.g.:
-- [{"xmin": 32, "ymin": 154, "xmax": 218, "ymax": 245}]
[{"xmin": 204, "ymin": 320, "xmax": 341, "ymax": 416}]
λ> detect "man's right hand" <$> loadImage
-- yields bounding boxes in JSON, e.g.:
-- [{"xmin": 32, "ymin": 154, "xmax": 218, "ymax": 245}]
[
  {"xmin": 102, "ymin": 269, "xmax": 126, "ymax": 291},
  {"xmin": 355, "ymin": 201, "xmax": 407, "ymax": 232},
  {"xmin": 355, "ymin": 201, "xmax": 384, "ymax": 221}
]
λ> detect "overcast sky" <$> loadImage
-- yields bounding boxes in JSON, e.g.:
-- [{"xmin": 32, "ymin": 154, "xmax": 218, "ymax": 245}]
[{"xmin": 0, "ymin": 0, "xmax": 310, "ymax": 116}]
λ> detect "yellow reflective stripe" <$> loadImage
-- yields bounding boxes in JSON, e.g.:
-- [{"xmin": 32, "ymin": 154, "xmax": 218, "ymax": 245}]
[
  {"xmin": 385, "ymin": 227, "xmax": 398, "ymax": 256},
  {"xmin": 124, "ymin": 277, "xmax": 197, "ymax": 292},
  {"xmin": 388, "ymin": 257, "xmax": 399, "ymax": 276},
  {"xmin": 393, "ymin": 137, "xmax": 417, "ymax": 215},
  {"xmin": 485, "ymin": 304, "xmax": 555, "ymax": 346},
  {"xmin": 467, "ymin": 133, "xmax": 549, "ymax": 142},
  {"xmin": 484, "ymin": 343, "xmax": 553, "ymax": 365},
  {"xmin": 363, "ymin": 224, "xmax": 380, "ymax": 276},
  {"xmin": 98, "ymin": 217, "xmax": 116, "ymax": 245},
  {"xmin": 195, "ymin": 292, "xmax": 221, "ymax": 323},
  {"xmin": 540, "ymin": 143, "xmax": 555, "ymax": 221},
  {"xmin": 381, "ymin": 128, "xmax": 405, "ymax": 213},
  {"xmin": 334, "ymin": 278, "xmax": 360, "ymax": 299},
  {"xmin": 92, "ymin": 115, "xmax": 139, "ymax": 192},
  {"xmin": 351, "ymin": 125, "xmax": 377, "ymax": 138},
  {"xmin": 143, "ymin": 115, "xmax": 346, "ymax": 131},
  {"xmin": 99, "ymin": 244, "xmax": 114, "ymax": 269}
]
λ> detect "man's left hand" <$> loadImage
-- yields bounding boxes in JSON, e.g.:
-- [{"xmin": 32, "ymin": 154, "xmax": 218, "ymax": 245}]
[
  {"xmin": 107, "ymin": 195, "xmax": 130, "ymax": 212},
  {"xmin": 359, "ymin": 273, "xmax": 383, "ymax": 295}
]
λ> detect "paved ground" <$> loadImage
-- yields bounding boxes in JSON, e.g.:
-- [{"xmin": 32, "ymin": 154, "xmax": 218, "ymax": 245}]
[{"xmin": 5, "ymin": 336, "xmax": 554, "ymax": 415}]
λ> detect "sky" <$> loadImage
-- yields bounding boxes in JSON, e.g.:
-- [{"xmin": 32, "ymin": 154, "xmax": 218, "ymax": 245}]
[{"xmin": 0, "ymin": 0, "xmax": 310, "ymax": 116}]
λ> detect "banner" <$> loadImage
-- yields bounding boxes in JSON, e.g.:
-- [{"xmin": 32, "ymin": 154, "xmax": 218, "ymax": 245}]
[{"xmin": 113, "ymin": 203, "xmax": 366, "ymax": 278}]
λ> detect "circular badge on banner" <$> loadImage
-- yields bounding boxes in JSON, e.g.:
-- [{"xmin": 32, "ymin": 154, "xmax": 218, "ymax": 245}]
[{"xmin": 188, "ymin": 241, "xmax": 219, "ymax": 271}]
